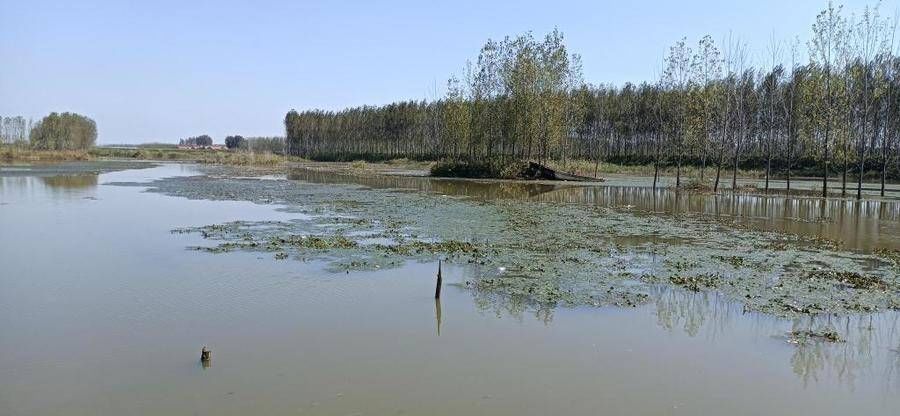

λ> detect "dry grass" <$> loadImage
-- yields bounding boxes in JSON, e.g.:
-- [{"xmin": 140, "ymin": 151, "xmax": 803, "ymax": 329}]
[
  {"xmin": 1, "ymin": 145, "xmax": 299, "ymax": 169},
  {"xmin": 89, "ymin": 147, "xmax": 296, "ymax": 167},
  {"xmin": 202, "ymin": 151, "xmax": 285, "ymax": 166},
  {"xmin": 1, "ymin": 146, "xmax": 91, "ymax": 162}
]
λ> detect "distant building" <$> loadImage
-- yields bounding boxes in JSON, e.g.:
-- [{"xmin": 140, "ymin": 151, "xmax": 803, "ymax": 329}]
[{"xmin": 177, "ymin": 144, "xmax": 225, "ymax": 150}]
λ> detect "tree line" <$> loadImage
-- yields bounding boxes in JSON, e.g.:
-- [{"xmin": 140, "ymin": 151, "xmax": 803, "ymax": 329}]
[
  {"xmin": 2, "ymin": 112, "xmax": 98, "ymax": 151},
  {"xmin": 180, "ymin": 134, "xmax": 285, "ymax": 153},
  {"xmin": 285, "ymin": 29, "xmax": 581, "ymax": 165},
  {"xmin": 285, "ymin": 2, "xmax": 900, "ymax": 197}
]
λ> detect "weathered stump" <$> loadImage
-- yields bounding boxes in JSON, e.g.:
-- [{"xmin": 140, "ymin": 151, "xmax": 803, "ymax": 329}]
[{"xmin": 201, "ymin": 346, "xmax": 211, "ymax": 362}]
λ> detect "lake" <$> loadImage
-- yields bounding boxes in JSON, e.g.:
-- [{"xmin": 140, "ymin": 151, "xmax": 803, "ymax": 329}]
[{"xmin": 1, "ymin": 161, "xmax": 899, "ymax": 416}]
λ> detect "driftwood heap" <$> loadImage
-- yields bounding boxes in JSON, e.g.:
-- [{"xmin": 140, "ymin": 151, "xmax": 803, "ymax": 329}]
[{"xmin": 521, "ymin": 162, "xmax": 600, "ymax": 182}]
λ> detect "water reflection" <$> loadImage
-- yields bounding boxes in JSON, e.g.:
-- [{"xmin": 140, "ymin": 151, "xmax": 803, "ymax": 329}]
[
  {"xmin": 651, "ymin": 287, "xmax": 739, "ymax": 338},
  {"xmin": 1, "ymin": 174, "xmax": 99, "ymax": 200},
  {"xmin": 434, "ymin": 298, "xmax": 442, "ymax": 336},
  {"xmin": 463, "ymin": 272, "xmax": 900, "ymax": 390},
  {"xmin": 288, "ymin": 168, "xmax": 900, "ymax": 252},
  {"xmin": 785, "ymin": 314, "xmax": 897, "ymax": 388},
  {"xmin": 288, "ymin": 168, "xmax": 569, "ymax": 200},
  {"xmin": 469, "ymin": 286, "xmax": 556, "ymax": 326},
  {"xmin": 39, "ymin": 174, "xmax": 98, "ymax": 189},
  {"xmin": 649, "ymin": 289, "xmax": 900, "ymax": 389}
]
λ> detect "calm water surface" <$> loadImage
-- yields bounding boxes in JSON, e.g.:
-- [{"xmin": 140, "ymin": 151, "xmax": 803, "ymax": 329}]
[{"xmin": 1, "ymin": 163, "xmax": 899, "ymax": 416}]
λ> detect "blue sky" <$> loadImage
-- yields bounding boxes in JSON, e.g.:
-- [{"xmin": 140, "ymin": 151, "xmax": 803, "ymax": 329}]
[{"xmin": 0, "ymin": 0, "xmax": 892, "ymax": 143}]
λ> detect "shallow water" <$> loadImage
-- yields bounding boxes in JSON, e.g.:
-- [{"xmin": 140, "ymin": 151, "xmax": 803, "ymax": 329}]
[
  {"xmin": 289, "ymin": 168, "xmax": 900, "ymax": 253},
  {"xmin": 1, "ymin": 162, "xmax": 900, "ymax": 416}
]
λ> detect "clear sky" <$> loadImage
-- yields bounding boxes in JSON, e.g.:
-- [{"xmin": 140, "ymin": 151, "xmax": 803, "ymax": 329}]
[{"xmin": 0, "ymin": 0, "xmax": 892, "ymax": 143}]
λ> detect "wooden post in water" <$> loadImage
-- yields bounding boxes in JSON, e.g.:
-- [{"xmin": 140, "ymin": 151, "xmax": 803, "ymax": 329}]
[
  {"xmin": 201, "ymin": 346, "xmax": 211, "ymax": 362},
  {"xmin": 434, "ymin": 260, "xmax": 442, "ymax": 299}
]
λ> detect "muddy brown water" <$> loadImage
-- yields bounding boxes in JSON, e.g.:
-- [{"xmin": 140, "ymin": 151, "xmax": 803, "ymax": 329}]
[{"xmin": 1, "ymin": 162, "xmax": 899, "ymax": 416}]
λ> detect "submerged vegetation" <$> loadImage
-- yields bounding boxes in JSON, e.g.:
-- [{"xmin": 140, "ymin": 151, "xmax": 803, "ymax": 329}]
[
  {"xmin": 284, "ymin": 2, "xmax": 900, "ymax": 196},
  {"xmin": 112, "ymin": 165, "xmax": 900, "ymax": 318}
]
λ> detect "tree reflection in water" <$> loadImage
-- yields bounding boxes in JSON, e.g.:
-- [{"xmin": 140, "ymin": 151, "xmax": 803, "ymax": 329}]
[
  {"xmin": 289, "ymin": 167, "xmax": 899, "ymax": 252},
  {"xmin": 39, "ymin": 174, "xmax": 98, "ymax": 189},
  {"xmin": 651, "ymin": 287, "xmax": 737, "ymax": 338},
  {"xmin": 464, "ymin": 269, "xmax": 900, "ymax": 389}
]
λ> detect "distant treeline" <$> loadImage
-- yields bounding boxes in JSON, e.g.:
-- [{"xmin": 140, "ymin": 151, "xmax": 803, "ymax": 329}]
[
  {"xmin": 179, "ymin": 135, "xmax": 213, "ymax": 146},
  {"xmin": 0, "ymin": 116, "xmax": 32, "ymax": 145},
  {"xmin": 286, "ymin": 2, "xmax": 900, "ymax": 197},
  {"xmin": 244, "ymin": 136, "xmax": 285, "ymax": 154}
]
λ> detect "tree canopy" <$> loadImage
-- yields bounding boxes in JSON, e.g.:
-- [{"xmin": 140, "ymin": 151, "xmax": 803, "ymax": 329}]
[
  {"xmin": 225, "ymin": 135, "xmax": 247, "ymax": 149},
  {"xmin": 29, "ymin": 112, "xmax": 97, "ymax": 150}
]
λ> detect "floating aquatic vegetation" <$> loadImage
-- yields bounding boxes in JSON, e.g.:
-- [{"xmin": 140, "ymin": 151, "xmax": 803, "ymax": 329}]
[
  {"xmin": 669, "ymin": 274, "xmax": 722, "ymax": 292},
  {"xmin": 802, "ymin": 270, "xmax": 888, "ymax": 291},
  {"xmin": 712, "ymin": 255, "xmax": 745, "ymax": 268},
  {"xmin": 875, "ymin": 248, "xmax": 900, "ymax": 270},
  {"xmin": 116, "ymin": 166, "xmax": 900, "ymax": 318},
  {"xmin": 785, "ymin": 329, "xmax": 845, "ymax": 345},
  {"xmin": 377, "ymin": 240, "xmax": 482, "ymax": 256}
]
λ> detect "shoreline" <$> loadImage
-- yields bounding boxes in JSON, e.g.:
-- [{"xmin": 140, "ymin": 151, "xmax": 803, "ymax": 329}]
[{"xmin": 3, "ymin": 150, "xmax": 899, "ymax": 201}]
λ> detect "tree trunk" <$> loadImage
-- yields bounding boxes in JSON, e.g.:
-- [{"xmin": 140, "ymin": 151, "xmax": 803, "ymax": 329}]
[
  {"xmin": 882, "ymin": 147, "xmax": 888, "ymax": 197},
  {"xmin": 842, "ymin": 153, "xmax": 848, "ymax": 197},
  {"xmin": 858, "ymin": 103, "xmax": 877, "ymax": 200},
  {"xmin": 714, "ymin": 146, "xmax": 723, "ymax": 193},
  {"xmin": 786, "ymin": 140, "xmax": 793, "ymax": 194},
  {"xmin": 823, "ymin": 126, "xmax": 829, "ymax": 198},
  {"xmin": 731, "ymin": 148, "xmax": 739, "ymax": 192},
  {"xmin": 821, "ymin": 72, "xmax": 831, "ymax": 199},
  {"xmin": 676, "ymin": 151, "xmax": 682, "ymax": 189},
  {"xmin": 653, "ymin": 131, "xmax": 660, "ymax": 190}
]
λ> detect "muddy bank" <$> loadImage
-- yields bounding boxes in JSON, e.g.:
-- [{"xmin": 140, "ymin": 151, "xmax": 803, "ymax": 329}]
[
  {"xmin": 111, "ymin": 165, "xmax": 900, "ymax": 318},
  {"xmin": 0, "ymin": 160, "xmax": 157, "ymax": 177}
]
